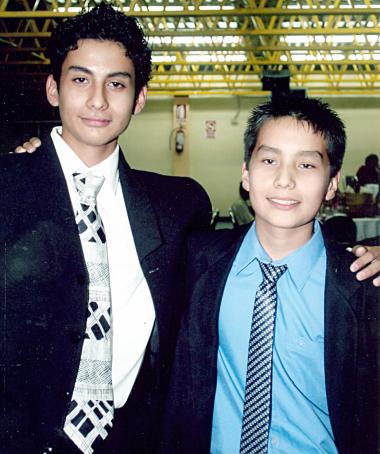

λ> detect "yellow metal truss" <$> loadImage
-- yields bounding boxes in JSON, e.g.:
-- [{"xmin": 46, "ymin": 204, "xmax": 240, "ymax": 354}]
[{"xmin": 1, "ymin": 0, "xmax": 380, "ymax": 95}]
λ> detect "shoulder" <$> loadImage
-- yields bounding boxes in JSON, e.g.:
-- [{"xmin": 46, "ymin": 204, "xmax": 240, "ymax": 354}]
[
  {"xmin": 187, "ymin": 224, "xmax": 250, "ymax": 264},
  {"xmin": 131, "ymin": 168, "xmax": 212, "ymax": 222},
  {"xmin": 324, "ymin": 239, "xmax": 379, "ymax": 304},
  {"xmin": 1, "ymin": 136, "xmax": 53, "ymax": 171},
  {"xmin": 132, "ymin": 169, "xmax": 207, "ymax": 197},
  {"xmin": 324, "ymin": 240, "xmax": 354, "ymax": 267},
  {"xmin": 1, "ymin": 151, "xmax": 32, "ymax": 169},
  {"xmin": 325, "ymin": 240, "xmax": 361, "ymax": 284},
  {"xmin": 0, "ymin": 151, "xmax": 39, "ymax": 184}
]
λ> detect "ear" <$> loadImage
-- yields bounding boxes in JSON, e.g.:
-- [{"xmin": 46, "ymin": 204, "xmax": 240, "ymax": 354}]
[
  {"xmin": 133, "ymin": 85, "xmax": 147, "ymax": 115},
  {"xmin": 241, "ymin": 161, "xmax": 250, "ymax": 192},
  {"xmin": 46, "ymin": 74, "xmax": 59, "ymax": 107},
  {"xmin": 325, "ymin": 171, "xmax": 341, "ymax": 201}
]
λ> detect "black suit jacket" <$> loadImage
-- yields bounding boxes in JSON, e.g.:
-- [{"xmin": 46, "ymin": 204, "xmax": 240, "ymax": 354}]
[
  {"xmin": 0, "ymin": 137, "xmax": 211, "ymax": 453},
  {"xmin": 163, "ymin": 225, "xmax": 380, "ymax": 454}
]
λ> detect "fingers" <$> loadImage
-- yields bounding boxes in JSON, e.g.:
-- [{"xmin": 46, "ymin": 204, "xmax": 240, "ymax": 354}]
[
  {"xmin": 350, "ymin": 244, "xmax": 368, "ymax": 258},
  {"xmin": 350, "ymin": 245, "xmax": 380, "ymax": 286},
  {"xmin": 355, "ymin": 259, "xmax": 380, "ymax": 287},
  {"xmin": 29, "ymin": 137, "xmax": 42, "ymax": 147},
  {"xmin": 14, "ymin": 137, "xmax": 41, "ymax": 154},
  {"xmin": 372, "ymin": 275, "xmax": 380, "ymax": 287}
]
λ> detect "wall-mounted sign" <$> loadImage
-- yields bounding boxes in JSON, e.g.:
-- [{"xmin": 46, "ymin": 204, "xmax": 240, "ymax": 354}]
[
  {"xmin": 205, "ymin": 120, "xmax": 216, "ymax": 139},
  {"xmin": 176, "ymin": 104, "xmax": 187, "ymax": 122}
]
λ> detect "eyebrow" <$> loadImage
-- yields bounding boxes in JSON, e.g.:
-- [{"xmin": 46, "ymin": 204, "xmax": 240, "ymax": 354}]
[
  {"xmin": 68, "ymin": 65, "xmax": 132, "ymax": 79},
  {"xmin": 256, "ymin": 145, "xmax": 324, "ymax": 161}
]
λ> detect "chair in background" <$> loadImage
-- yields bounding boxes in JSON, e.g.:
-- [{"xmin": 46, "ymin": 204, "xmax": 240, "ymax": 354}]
[{"xmin": 210, "ymin": 209, "xmax": 220, "ymax": 230}]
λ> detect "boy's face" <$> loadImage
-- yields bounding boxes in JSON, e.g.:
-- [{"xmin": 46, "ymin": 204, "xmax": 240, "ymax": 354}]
[
  {"xmin": 46, "ymin": 39, "xmax": 146, "ymax": 164},
  {"xmin": 242, "ymin": 116, "xmax": 339, "ymax": 237}
]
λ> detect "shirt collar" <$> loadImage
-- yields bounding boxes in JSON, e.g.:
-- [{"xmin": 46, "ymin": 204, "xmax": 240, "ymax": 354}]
[
  {"xmin": 235, "ymin": 220, "xmax": 325, "ymax": 292},
  {"xmin": 51, "ymin": 126, "xmax": 119, "ymax": 195}
]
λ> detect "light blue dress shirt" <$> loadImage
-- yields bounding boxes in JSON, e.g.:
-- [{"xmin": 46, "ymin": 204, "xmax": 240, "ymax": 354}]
[{"xmin": 211, "ymin": 221, "xmax": 338, "ymax": 454}]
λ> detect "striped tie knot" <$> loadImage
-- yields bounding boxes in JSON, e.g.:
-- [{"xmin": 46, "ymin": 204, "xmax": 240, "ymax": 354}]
[{"xmin": 259, "ymin": 262, "xmax": 287, "ymax": 284}]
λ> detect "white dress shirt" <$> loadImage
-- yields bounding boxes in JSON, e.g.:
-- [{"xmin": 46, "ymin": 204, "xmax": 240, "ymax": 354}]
[{"xmin": 51, "ymin": 126, "xmax": 155, "ymax": 408}]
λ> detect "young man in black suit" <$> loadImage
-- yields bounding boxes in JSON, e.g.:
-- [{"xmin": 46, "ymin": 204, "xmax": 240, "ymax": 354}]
[
  {"xmin": 163, "ymin": 97, "xmax": 379, "ymax": 454},
  {"xmin": 0, "ymin": 4, "xmax": 211, "ymax": 453},
  {"xmin": 7, "ymin": 9, "xmax": 380, "ymax": 454}
]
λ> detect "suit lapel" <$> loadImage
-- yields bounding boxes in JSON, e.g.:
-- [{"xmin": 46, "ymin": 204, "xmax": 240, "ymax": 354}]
[
  {"xmin": 189, "ymin": 229, "xmax": 247, "ymax": 424},
  {"xmin": 26, "ymin": 136, "xmax": 86, "ymax": 278},
  {"xmin": 118, "ymin": 152, "xmax": 162, "ymax": 261},
  {"xmin": 117, "ymin": 152, "xmax": 166, "ymax": 362},
  {"xmin": 20, "ymin": 137, "xmax": 89, "ymax": 403},
  {"xmin": 26, "ymin": 137, "xmax": 76, "ymax": 227},
  {"xmin": 324, "ymin": 243, "xmax": 361, "ymax": 452}
]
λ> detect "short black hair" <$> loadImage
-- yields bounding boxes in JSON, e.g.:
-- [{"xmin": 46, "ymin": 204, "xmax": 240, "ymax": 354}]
[
  {"xmin": 48, "ymin": 2, "xmax": 152, "ymax": 98},
  {"xmin": 365, "ymin": 154, "xmax": 379, "ymax": 167},
  {"xmin": 244, "ymin": 95, "xmax": 346, "ymax": 177}
]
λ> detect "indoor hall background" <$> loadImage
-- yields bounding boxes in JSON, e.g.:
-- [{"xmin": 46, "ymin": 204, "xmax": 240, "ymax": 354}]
[{"xmin": 1, "ymin": 0, "xmax": 380, "ymax": 213}]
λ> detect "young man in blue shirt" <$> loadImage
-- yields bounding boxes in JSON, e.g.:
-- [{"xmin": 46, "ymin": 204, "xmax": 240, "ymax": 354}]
[{"xmin": 163, "ymin": 96, "xmax": 379, "ymax": 454}]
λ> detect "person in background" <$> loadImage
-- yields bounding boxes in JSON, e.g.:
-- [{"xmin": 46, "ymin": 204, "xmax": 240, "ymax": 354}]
[
  {"xmin": 162, "ymin": 96, "xmax": 379, "ymax": 454},
  {"xmin": 356, "ymin": 153, "xmax": 380, "ymax": 186},
  {"xmin": 230, "ymin": 182, "xmax": 254, "ymax": 226},
  {"xmin": 0, "ymin": 3, "xmax": 211, "ymax": 453}
]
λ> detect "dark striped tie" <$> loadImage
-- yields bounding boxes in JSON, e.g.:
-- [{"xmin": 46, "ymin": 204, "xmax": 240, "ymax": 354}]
[{"xmin": 240, "ymin": 261, "xmax": 287, "ymax": 454}]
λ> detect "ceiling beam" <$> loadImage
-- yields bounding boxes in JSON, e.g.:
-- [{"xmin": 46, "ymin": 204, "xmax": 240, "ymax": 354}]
[{"xmin": 1, "ymin": 7, "xmax": 380, "ymax": 19}]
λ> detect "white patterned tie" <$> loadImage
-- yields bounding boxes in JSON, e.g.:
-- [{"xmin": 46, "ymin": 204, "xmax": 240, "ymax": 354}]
[
  {"xmin": 240, "ymin": 261, "xmax": 287, "ymax": 454},
  {"xmin": 64, "ymin": 172, "xmax": 114, "ymax": 454}
]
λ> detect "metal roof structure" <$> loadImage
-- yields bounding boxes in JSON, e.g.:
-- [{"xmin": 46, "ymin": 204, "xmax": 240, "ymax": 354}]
[{"xmin": 1, "ymin": 0, "xmax": 380, "ymax": 96}]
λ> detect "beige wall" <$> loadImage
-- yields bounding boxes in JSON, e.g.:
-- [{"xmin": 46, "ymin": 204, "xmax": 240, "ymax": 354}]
[
  {"xmin": 120, "ymin": 95, "xmax": 380, "ymax": 215},
  {"xmin": 120, "ymin": 97, "xmax": 173, "ymax": 175}
]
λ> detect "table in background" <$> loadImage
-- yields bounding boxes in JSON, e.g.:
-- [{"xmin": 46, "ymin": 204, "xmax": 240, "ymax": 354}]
[{"xmin": 353, "ymin": 217, "xmax": 380, "ymax": 241}]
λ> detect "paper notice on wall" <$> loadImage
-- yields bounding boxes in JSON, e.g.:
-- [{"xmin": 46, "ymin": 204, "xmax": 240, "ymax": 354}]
[{"xmin": 205, "ymin": 120, "xmax": 216, "ymax": 138}]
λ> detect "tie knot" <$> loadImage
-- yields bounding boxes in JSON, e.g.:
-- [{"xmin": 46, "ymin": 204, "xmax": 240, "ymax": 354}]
[
  {"xmin": 73, "ymin": 172, "xmax": 105, "ymax": 205},
  {"xmin": 259, "ymin": 261, "xmax": 287, "ymax": 284}
]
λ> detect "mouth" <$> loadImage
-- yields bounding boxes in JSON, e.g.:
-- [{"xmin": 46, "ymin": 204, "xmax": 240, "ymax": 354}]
[
  {"xmin": 81, "ymin": 117, "xmax": 111, "ymax": 127},
  {"xmin": 267, "ymin": 197, "xmax": 300, "ymax": 209}
]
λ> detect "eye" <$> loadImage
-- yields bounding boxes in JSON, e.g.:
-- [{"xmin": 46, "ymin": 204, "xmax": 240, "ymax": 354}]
[
  {"xmin": 263, "ymin": 158, "xmax": 276, "ymax": 165},
  {"xmin": 108, "ymin": 81, "xmax": 126, "ymax": 89},
  {"xmin": 72, "ymin": 77, "xmax": 88, "ymax": 84},
  {"xmin": 299, "ymin": 163, "xmax": 316, "ymax": 169}
]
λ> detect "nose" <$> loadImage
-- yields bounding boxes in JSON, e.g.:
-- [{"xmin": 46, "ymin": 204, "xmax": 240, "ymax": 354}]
[
  {"xmin": 87, "ymin": 83, "xmax": 108, "ymax": 110},
  {"xmin": 273, "ymin": 163, "xmax": 296, "ymax": 189}
]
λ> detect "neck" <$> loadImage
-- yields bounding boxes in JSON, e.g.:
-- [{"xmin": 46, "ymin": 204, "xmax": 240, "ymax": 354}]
[
  {"xmin": 60, "ymin": 131, "xmax": 117, "ymax": 167},
  {"xmin": 74, "ymin": 146, "xmax": 115, "ymax": 167},
  {"xmin": 255, "ymin": 221, "xmax": 314, "ymax": 261}
]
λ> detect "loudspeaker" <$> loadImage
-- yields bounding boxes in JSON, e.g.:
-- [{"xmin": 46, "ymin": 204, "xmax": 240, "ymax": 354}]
[{"xmin": 262, "ymin": 69, "xmax": 290, "ymax": 94}]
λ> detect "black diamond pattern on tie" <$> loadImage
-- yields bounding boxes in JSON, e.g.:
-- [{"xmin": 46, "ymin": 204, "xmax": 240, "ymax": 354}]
[{"xmin": 240, "ymin": 261, "xmax": 287, "ymax": 454}]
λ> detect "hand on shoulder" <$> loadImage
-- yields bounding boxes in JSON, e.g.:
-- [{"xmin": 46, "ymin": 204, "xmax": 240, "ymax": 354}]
[
  {"xmin": 350, "ymin": 245, "xmax": 380, "ymax": 287},
  {"xmin": 14, "ymin": 137, "xmax": 41, "ymax": 154}
]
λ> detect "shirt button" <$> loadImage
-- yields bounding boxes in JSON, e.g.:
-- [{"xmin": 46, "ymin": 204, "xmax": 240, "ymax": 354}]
[
  {"xmin": 296, "ymin": 338, "xmax": 305, "ymax": 347},
  {"xmin": 271, "ymin": 436, "xmax": 280, "ymax": 447}
]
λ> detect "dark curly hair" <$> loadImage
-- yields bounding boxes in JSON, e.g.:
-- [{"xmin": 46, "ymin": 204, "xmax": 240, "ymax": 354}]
[
  {"xmin": 48, "ymin": 2, "xmax": 152, "ymax": 99},
  {"xmin": 244, "ymin": 95, "xmax": 346, "ymax": 177}
]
